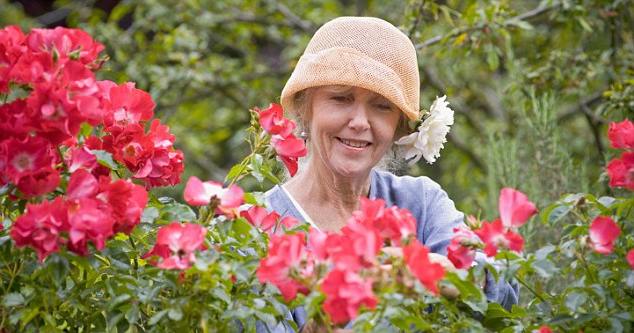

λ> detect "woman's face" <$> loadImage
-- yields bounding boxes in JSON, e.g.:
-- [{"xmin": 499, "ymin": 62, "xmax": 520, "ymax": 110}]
[{"xmin": 307, "ymin": 85, "xmax": 402, "ymax": 179}]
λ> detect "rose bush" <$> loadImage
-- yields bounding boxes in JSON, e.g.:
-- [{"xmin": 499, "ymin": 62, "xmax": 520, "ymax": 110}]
[{"xmin": 1, "ymin": 26, "xmax": 633, "ymax": 333}]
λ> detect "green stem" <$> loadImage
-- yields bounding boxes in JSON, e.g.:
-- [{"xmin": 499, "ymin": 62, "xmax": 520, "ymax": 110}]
[
  {"xmin": 516, "ymin": 274, "xmax": 553, "ymax": 314},
  {"xmin": 576, "ymin": 250, "xmax": 597, "ymax": 284},
  {"xmin": 129, "ymin": 236, "xmax": 139, "ymax": 273},
  {"xmin": 0, "ymin": 260, "xmax": 21, "ymax": 330},
  {"xmin": 227, "ymin": 159, "xmax": 250, "ymax": 187},
  {"xmin": 4, "ymin": 260, "xmax": 23, "ymax": 294},
  {"xmin": 56, "ymin": 146, "xmax": 68, "ymax": 173},
  {"xmin": 227, "ymin": 132, "xmax": 268, "ymax": 186}
]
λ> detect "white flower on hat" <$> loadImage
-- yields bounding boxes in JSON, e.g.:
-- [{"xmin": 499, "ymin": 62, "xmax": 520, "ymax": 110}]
[{"xmin": 395, "ymin": 95, "xmax": 454, "ymax": 165}]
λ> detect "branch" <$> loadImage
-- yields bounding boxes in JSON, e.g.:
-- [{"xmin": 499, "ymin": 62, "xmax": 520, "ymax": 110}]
[
  {"xmin": 447, "ymin": 132, "xmax": 487, "ymax": 173},
  {"xmin": 415, "ymin": 4, "xmax": 559, "ymax": 49},
  {"xmin": 177, "ymin": 143, "xmax": 226, "ymax": 182},
  {"xmin": 275, "ymin": 4, "xmax": 316, "ymax": 33},
  {"xmin": 35, "ymin": 7, "xmax": 72, "ymax": 26},
  {"xmin": 557, "ymin": 92, "xmax": 605, "ymax": 124}
]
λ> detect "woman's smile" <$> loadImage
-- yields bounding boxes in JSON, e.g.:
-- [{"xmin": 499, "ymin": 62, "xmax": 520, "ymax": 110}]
[
  {"xmin": 337, "ymin": 138, "xmax": 371, "ymax": 149},
  {"xmin": 306, "ymin": 85, "xmax": 401, "ymax": 179}
]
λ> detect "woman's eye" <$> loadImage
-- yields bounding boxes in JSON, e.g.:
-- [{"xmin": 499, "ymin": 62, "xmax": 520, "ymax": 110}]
[
  {"xmin": 375, "ymin": 103, "xmax": 393, "ymax": 111},
  {"xmin": 331, "ymin": 96, "xmax": 349, "ymax": 102}
]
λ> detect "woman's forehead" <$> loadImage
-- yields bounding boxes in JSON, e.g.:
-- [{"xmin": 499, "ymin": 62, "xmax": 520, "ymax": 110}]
[{"xmin": 315, "ymin": 85, "xmax": 390, "ymax": 101}]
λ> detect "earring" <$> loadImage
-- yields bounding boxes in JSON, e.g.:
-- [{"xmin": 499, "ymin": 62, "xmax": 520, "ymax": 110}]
[{"xmin": 300, "ymin": 131, "xmax": 309, "ymax": 142}]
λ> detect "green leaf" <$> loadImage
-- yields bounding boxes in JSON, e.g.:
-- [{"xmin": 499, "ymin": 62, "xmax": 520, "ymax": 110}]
[
  {"xmin": 486, "ymin": 48, "xmax": 499, "ymax": 71},
  {"xmin": 107, "ymin": 312, "xmax": 125, "ymax": 332},
  {"xmin": 616, "ymin": 198, "xmax": 634, "ymax": 217},
  {"xmin": 168, "ymin": 306, "xmax": 183, "ymax": 321},
  {"xmin": 506, "ymin": 19, "xmax": 533, "ymax": 30},
  {"xmin": 92, "ymin": 149, "xmax": 119, "ymax": 170},
  {"xmin": 483, "ymin": 303, "xmax": 512, "ymax": 331},
  {"xmin": 45, "ymin": 254, "xmax": 70, "ymax": 286},
  {"xmin": 20, "ymin": 307, "xmax": 41, "ymax": 327},
  {"xmin": 531, "ymin": 258, "xmax": 557, "ymax": 278},
  {"xmin": 160, "ymin": 203, "xmax": 197, "ymax": 222},
  {"xmin": 544, "ymin": 205, "xmax": 571, "ymax": 225},
  {"xmin": 80, "ymin": 123, "xmax": 93, "ymax": 138},
  {"xmin": 148, "ymin": 309, "xmax": 168, "ymax": 326},
  {"xmin": 596, "ymin": 196, "xmax": 616, "ymax": 210},
  {"xmin": 564, "ymin": 290, "xmax": 588, "ymax": 312},
  {"xmin": 141, "ymin": 206, "xmax": 160, "ymax": 223},
  {"xmin": 484, "ymin": 302, "xmax": 511, "ymax": 319},
  {"xmin": 109, "ymin": 3, "xmax": 131, "ymax": 21},
  {"xmin": 608, "ymin": 318, "xmax": 624, "ymax": 332},
  {"xmin": 549, "ymin": 313, "xmax": 575, "ymax": 325},
  {"xmin": 1, "ymin": 292, "xmax": 25, "ymax": 307},
  {"xmin": 243, "ymin": 191, "xmax": 265, "ymax": 206},
  {"xmin": 626, "ymin": 271, "xmax": 634, "ymax": 288},
  {"xmin": 254, "ymin": 310, "xmax": 276, "ymax": 326},
  {"xmin": 576, "ymin": 17, "xmax": 593, "ymax": 32},
  {"xmin": 509, "ymin": 304, "xmax": 528, "ymax": 317},
  {"xmin": 250, "ymin": 153, "xmax": 265, "ymax": 183},
  {"xmin": 211, "ymin": 287, "xmax": 232, "ymax": 305},
  {"xmin": 125, "ymin": 306, "xmax": 140, "ymax": 324},
  {"xmin": 230, "ymin": 218, "xmax": 253, "ymax": 245},
  {"xmin": 108, "ymin": 294, "xmax": 132, "ymax": 311},
  {"xmin": 225, "ymin": 163, "xmax": 248, "ymax": 183},
  {"xmin": 534, "ymin": 245, "xmax": 556, "ymax": 260}
]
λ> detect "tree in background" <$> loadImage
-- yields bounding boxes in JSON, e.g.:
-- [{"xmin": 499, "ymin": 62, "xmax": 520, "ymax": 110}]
[
  {"xmin": 3, "ymin": 0, "xmax": 633, "ymax": 254},
  {"xmin": 1, "ymin": 2, "xmax": 633, "ymax": 330}
]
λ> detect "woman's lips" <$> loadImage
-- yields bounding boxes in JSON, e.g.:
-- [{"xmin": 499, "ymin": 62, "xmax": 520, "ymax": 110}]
[{"xmin": 338, "ymin": 138, "xmax": 370, "ymax": 148}]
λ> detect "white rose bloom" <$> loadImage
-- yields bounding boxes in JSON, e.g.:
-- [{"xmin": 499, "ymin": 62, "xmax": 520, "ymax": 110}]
[{"xmin": 395, "ymin": 95, "xmax": 454, "ymax": 165}]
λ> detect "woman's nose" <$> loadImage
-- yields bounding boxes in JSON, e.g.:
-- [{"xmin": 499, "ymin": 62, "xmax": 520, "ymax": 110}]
[{"xmin": 347, "ymin": 104, "xmax": 370, "ymax": 131}]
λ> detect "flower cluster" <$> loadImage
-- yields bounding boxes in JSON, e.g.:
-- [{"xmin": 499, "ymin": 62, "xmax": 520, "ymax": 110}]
[
  {"xmin": 257, "ymin": 198, "xmax": 445, "ymax": 324},
  {"xmin": 1, "ymin": 26, "xmax": 183, "ymax": 261},
  {"xmin": 184, "ymin": 176, "xmax": 244, "ymax": 219},
  {"xmin": 588, "ymin": 216, "xmax": 621, "ymax": 255},
  {"xmin": 447, "ymin": 188, "xmax": 538, "ymax": 268},
  {"xmin": 256, "ymin": 103, "xmax": 307, "ymax": 176},
  {"xmin": 606, "ymin": 119, "xmax": 634, "ymax": 190},
  {"xmin": 0, "ymin": 26, "xmax": 183, "ymax": 195},
  {"xmin": 11, "ymin": 169, "xmax": 148, "ymax": 261},
  {"xmin": 241, "ymin": 205, "xmax": 299, "ymax": 234},
  {"xmin": 604, "ymin": 119, "xmax": 634, "ymax": 266},
  {"xmin": 395, "ymin": 95, "xmax": 454, "ymax": 165},
  {"xmin": 142, "ymin": 222, "xmax": 207, "ymax": 270}
]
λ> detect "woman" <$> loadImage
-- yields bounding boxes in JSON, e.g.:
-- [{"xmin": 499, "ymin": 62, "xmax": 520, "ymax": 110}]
[{"xmin": 263, "ymin": 16, "xmax": 518, "ymax": 331}]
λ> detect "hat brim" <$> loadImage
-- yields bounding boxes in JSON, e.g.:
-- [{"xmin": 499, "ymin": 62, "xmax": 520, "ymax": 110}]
[{"xmin": 281, "ymin": 47, "xmax": 420, "ymax": 121}]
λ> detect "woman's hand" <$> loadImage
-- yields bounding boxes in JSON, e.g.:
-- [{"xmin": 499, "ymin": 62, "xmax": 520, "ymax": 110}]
[
  {"xmin": 427, "ymin": 253, "xmax": 460, "ymax": 299},
  {"xmin": 380, "ymin": 247, "xmax": 461, "ymax": 299}
]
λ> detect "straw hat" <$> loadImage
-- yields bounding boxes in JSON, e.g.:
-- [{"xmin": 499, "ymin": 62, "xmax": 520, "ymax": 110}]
[{"xmin": 280, "ymin": 16, "xmax": 421, "ymax": 121}]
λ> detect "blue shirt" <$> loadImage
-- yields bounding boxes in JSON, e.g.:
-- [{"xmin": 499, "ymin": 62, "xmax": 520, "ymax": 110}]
[{"xmin": 259, "ymin": 169, "xmax": 519, "ymax": 331}]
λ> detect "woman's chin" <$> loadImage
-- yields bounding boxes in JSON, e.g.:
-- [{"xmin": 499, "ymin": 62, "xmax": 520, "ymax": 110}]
[{"xmin": 330, "ymin": 164, "xmax": 373, "ymax": 180}]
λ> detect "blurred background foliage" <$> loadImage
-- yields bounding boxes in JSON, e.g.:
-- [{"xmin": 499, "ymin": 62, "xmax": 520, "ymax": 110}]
[{"xmin": 2, "ymin": 0, "xmax": 633, "ymax": 251}]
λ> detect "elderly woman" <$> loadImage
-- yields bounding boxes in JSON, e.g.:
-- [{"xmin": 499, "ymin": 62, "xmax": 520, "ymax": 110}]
[{"xmin": 263, "ymin": 16, "xmax": 518, "ymax": 330}]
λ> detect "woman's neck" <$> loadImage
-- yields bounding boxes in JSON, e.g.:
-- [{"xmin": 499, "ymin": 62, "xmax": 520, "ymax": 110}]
[{"xmin": 283, "ymin": 164, "xmax": 371, "ymax": 232}]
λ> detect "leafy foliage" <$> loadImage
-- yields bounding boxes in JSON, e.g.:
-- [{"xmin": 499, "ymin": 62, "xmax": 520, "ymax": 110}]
[{"xmin": 1, "ymin": 0, "xmax": 634, "ymax": 331}]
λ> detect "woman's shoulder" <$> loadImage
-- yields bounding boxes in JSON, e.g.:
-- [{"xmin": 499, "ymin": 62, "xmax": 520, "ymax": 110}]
[{"xmin": 371, "ymin": 169, "xmax": 443, "ymax": 194}]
